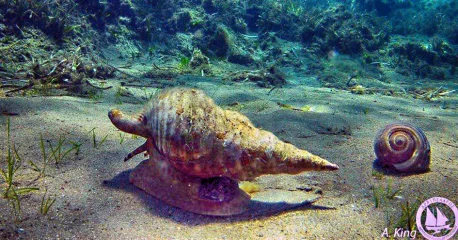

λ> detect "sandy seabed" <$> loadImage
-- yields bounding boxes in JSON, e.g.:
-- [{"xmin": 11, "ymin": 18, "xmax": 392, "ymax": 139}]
[{"xmin": 0, "ymin": 76, "xmax": 457, "ymax": 239}]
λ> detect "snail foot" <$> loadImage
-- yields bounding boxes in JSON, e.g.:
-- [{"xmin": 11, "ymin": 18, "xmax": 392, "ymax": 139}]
[{"xmin": 129, "ymin": 156, "xmax": 251, "ymax": 216}]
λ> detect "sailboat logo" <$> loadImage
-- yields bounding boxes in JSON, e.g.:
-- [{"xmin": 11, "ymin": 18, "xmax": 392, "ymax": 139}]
[
  {"xmin": 425, "ymin": 207, "xmax": 452, "ymax": 234},
  {"xmin": 416, "ymin": 197, "xmax": 458, "ymax": 240}
]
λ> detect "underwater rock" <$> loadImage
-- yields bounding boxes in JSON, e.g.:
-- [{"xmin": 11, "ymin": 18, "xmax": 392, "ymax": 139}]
[
  {"xmin": 227, "ymin": 46, "xmax": 255, "ymax": 65},
  {"xmin": 167, "ymin": 10, "xmax": 192, "ymax": 32},
  {"xmin": 390, "ymin": 39, "xmax": 457, "ymax": 79},
  {"xmin": 299, "ymin": 5, "xmax": 389, "ymax": 55},
  {"xmin": 392, "ymin": 42, "xmax": 438, "ymax": 65},
  {"xmin": 109, "ymin": 88, "xmax": 338, "ymax": 215},
  {"xmin": 231, "ymin": 17, "xmax": 248, "ymax": 34},
  {"xmin": 374, "ymin": 123, "xmax": 430, "ymax": 173},
  {"xmin": 189, "ymin": 49, "xmax": 210, "ymax": 69},
  {"xmin": 223, "ymin": 66, "xmax": 286, "ymax": 87}
]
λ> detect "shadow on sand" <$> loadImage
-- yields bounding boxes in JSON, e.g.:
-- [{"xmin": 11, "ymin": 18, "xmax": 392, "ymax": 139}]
[
  {"xmin": 102, "ymin": 170, "xmax": 336, "ymax": 225},
  {"xmin": 372, "ymin": 158, "xmax": 431, "ymax": 177}
]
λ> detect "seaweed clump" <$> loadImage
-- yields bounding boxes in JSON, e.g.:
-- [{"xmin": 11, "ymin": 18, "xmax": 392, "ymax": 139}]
[
  {"xmin": 223, "ymin": 65, "xmax": 286, "ymax": 87},
  {"xmin": 299, "ymin": 5, "xmax": 390, "ymax": 55},
  {"xmin": 389, "ymin": 36, "xmax": 458, "ymax": 80}
]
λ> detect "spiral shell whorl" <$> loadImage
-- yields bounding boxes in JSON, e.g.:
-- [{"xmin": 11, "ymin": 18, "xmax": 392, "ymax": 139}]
[
  {"xmin": 374, "ymin": 123, "xmax": 430, "ymax": 172},
  {"xmin": 145, "ymin": 88, "xmax": 223, "ymax": 163}
]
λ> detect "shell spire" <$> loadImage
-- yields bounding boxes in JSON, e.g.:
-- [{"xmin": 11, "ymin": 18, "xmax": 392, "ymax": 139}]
[
  {"xmin": 201, "ymin": 110, "xmax": 339, "ymax": 180},
  {"xmin": 238, "ymin": 130, "xmax": 339, "ymax": 180}
]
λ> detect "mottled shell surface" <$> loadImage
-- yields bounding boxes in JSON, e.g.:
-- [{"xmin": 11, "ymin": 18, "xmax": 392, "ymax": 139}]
[
  {"xmin": 143, "ymin": 88, "xmax": 334, "ymax": 180},
  {"xmin": 108, "ymin": 88, "xmax": 339, "ymax": 216},
  {"xmin": 374, "ymin": 123, "xmax": 431, "ymax": 172},
  {"xmin": 110, "ymin": 88, "xmax": 338, "ymax": 181}
]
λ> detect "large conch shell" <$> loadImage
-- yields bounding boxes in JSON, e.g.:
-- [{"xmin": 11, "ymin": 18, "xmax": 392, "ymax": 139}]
[{"xmin": 109, "ymin": 88, "xmax": 338, "ymax": 216}]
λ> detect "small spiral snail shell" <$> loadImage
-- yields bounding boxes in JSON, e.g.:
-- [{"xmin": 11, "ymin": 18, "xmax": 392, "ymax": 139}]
[{"xmin": 374, "ymin": 123, "xmax": 431, "ymax": 172}]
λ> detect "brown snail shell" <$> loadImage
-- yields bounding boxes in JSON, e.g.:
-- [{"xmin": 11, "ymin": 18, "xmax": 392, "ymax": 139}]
[
  {"xmin": 109, "ymin": 88, "xmax": 339, "ymax": 181},
  {"xmin": 108, "ymin": 88, "xmax": 339, "ymax": 216},
  {"xmin": 374, "ymin": 123, "xmax": 430, "ymax": 172}
]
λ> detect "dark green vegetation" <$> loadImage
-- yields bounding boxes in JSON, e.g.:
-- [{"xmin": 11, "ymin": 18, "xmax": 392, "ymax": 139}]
[
  {"xmin": 1, "ymin": 118, "xmax": 39, "ymax": 221},
  {"xmin": 40, "ymin": 188, "xmax": 56, "ymax": 216},
  {"xmin": 0, "ymin": 0, "xmax": 457, "ymax": 98},
  {"xmin": 371, "ymin": 179, "xmax": 401, "ymax": 209},
  {"xmin": 89, "ymin": 127, "xmax": 108, "ymax": 149},
  {"xmin": 371, "ymin": 178, "xmax": 424, "ymax": 236}
]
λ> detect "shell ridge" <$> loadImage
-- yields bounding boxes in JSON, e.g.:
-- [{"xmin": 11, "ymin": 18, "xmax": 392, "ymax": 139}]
[{"xmin": 112, "ymin": 87, "xmax": 339, "ymax": 180}]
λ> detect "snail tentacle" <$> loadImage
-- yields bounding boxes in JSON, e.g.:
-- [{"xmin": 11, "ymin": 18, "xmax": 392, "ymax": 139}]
[{"xmin": 124, "ymin": 141, "xmax": 148, "ymax": 162}]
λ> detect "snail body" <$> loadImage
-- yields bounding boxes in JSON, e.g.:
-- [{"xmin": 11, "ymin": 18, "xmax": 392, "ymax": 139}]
[
  {"xmin": 109, "ymin": 88, "xmax": 339, "ymax": 215},
  {"xmin": 374, "ymin": 123, "xmax": 430, "ymax": 172}
]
